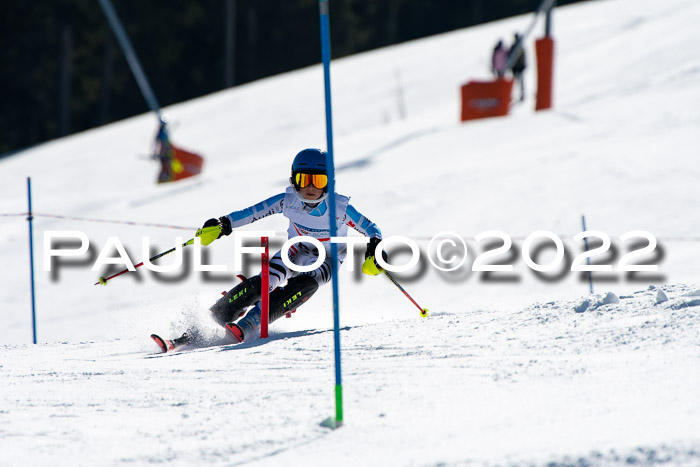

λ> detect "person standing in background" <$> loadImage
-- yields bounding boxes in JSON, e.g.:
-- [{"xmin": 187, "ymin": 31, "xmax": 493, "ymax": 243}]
[
  {"xmin": 509, "ymin": 33, "xmax": 527, "ymax": 101},
  {"xmin": 491, "ymin": 40, "xmax": 508, "ymax": 78}
]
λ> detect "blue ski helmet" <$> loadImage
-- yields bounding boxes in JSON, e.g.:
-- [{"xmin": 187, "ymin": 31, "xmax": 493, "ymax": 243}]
[
  {"xmin": 291, "ymin": 148, "xmax": 328, "ymax": 174},
  {"xmin": 290, "ymin": 148, "xmax": 329, "ymax": 203}
]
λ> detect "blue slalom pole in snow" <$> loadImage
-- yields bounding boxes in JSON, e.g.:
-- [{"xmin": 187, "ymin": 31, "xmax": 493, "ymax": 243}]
[
  {"xmin": 318, "ymin": 0, "xmax": 343, "ymax": 428},
  {"xmin": 27, "ymin": 178, "xmax": 37, "ymax": 344}
]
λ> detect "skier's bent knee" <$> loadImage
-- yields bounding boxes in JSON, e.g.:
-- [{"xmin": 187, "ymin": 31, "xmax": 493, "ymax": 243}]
[{"xmin": 210, "ymin": 275, "xmax": 262, "ymax": 326}]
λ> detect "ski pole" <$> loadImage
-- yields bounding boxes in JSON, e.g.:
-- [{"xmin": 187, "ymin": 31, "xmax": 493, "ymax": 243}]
[
  {"xmin": 383, "ymin": 270, "xmax": 429, "ymax": 317},
  {"xmin": 94, "ymin": 237, "xmax": 194, "ymax": 285},
  {"xmin": 94, "ymin": 225, "xmax": 221, "ymax": 285}
]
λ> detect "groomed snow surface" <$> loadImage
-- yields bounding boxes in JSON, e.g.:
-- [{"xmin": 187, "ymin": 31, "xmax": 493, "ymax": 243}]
[{"xmin": 1, "ymin": 0, "xmax": 700, "ymax": 465}]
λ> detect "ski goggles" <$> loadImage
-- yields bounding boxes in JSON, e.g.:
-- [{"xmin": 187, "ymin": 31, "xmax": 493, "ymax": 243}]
[{"xmin": 294, "ymin": 172, "xmax": 328, "ymax": 190}]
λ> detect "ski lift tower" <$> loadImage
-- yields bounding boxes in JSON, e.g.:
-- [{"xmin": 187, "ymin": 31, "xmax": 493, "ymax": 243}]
[{"xmin": 98, "ymin": 0, "xmax": 204, "ymax": 183}]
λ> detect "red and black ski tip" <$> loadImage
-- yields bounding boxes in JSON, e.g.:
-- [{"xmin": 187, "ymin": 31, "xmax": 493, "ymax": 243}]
[
  {"xmin": 225, "ymin": 323, "xmax": 244, "ymax": 343},
  {"xmin": 151, "ymin": 334, "xmax": 175, "ymax": 353}
]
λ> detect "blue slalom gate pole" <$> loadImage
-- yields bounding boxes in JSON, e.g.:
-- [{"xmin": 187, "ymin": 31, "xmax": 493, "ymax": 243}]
[
  {"xmin": 27, "ymin": 178, "xmax": 37, "ymax": 344},
  {"xmin": 318, "ymin": 0, "xmax": 343, "ymax": 428}
]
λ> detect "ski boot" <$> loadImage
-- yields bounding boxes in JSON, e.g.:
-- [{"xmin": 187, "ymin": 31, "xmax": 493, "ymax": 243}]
[
  {"xmin": 225, "ymin": 275, "xmax": 320, "ymax": 343},
  {"xmin": 225, "ymin": 304, "xmax": 262, "ymax": 343}
]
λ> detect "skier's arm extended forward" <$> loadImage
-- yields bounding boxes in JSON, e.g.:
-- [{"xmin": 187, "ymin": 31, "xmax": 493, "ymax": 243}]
[
  {"xmin": 198, "ymin": 193, "xmax": 285, "ymax": 244},
  {"xmin": 344, "ymin": 204, "xmax": 381, "ymax": 238}
]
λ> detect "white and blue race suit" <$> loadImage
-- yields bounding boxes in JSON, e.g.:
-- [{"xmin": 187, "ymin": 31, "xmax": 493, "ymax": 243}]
[{"xmin": 224, "ymin": 186, "xmax": 381, "ymax": 290}]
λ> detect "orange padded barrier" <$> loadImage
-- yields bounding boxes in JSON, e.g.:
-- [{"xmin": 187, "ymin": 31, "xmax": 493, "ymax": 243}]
[
  {"xmin": 535, "ymin": 37, "xmax": 554, "ymax": 111},
  {"xmin": 460, "ymin": 79, "xmax": 513, "ymax": 122},
  {"xmin": 158, "ymin": 145, "xmax": 204, "ymax": 183}
]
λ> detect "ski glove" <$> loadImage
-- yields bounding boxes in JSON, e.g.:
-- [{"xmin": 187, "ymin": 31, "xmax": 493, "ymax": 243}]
[
  {"xmin": 197, "ymin": 216, "xmax": 232, "ymax": 246},
  {"xmin": 362, "ymin": 237, "xmax": 387, "ymax": 276},
  {"xmin": 202, "ymin": 216, "xmax": 232, "ymax": 235},
  {"xmin": 217, "ymin": 216, "xmax": 233, "ymax": 236}
]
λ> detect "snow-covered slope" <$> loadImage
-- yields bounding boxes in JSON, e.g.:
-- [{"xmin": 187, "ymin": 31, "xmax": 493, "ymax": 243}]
[
  {"xmin": 3, "ymin": 285, "xmax": 699, "ymax": 466},
  {"xmin": 1, "ymin": 0, "xmax": 699, "ymax": 465}
]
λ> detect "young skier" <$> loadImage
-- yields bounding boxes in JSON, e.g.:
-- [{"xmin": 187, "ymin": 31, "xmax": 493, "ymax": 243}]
[{"xmin": 152, "ymin": 148, "xmax": 385, "ymax": 351}]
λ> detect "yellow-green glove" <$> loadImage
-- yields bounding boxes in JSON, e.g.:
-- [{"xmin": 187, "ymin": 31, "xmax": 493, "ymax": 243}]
[
  {"xmin": 362, "ymin": 256, "xmax": 383, "ymax": 276},
  {"xmin": 196, "ymin": 216, "xmax": 232, "ymax": 246},
  {"xmin": 362, "ymin": 237, "xmax": 386, "ymax": 276}
]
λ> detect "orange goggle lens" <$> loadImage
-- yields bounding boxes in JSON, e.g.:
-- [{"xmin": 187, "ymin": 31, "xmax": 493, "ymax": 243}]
[{"xmin": 295, "ymin": 173, "xmax": 328, "ymax": 189}]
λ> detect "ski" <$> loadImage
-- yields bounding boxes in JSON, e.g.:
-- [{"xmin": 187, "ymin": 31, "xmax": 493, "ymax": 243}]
[
  {"xmin": 225, "ymin": 322, "xmax": 244, "ymax": 343},
  {"xmin": 151, "ymin": 303, "xmax": 261, "ymax": 352},
  {"xmin": 150, "ymin": 332, "xmax": 192, "ymax": 353},
  {"xmin": 150, "ymin": 334, "xmax": 174, "ymax": 353}
]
